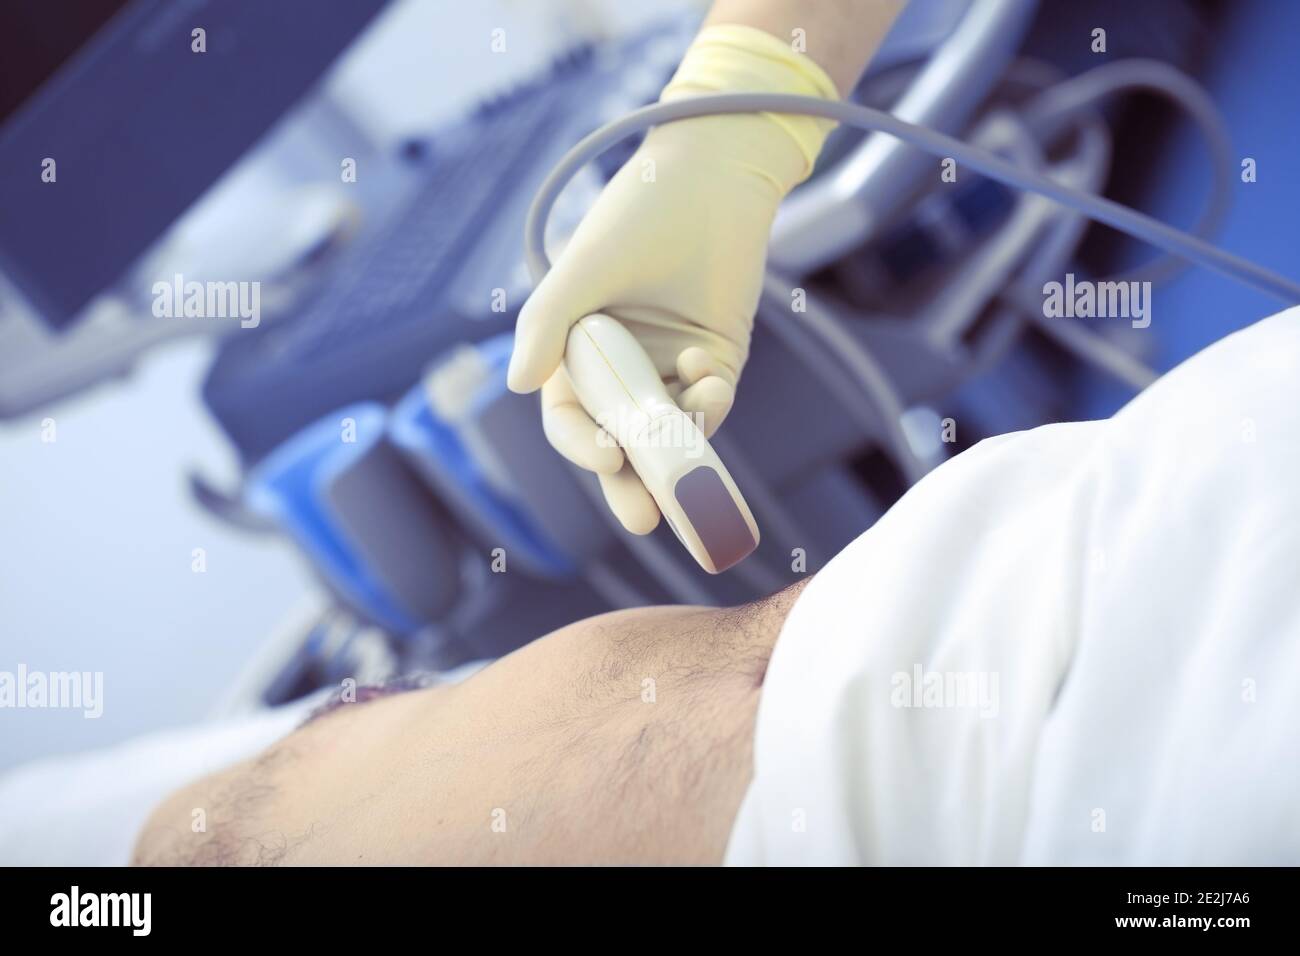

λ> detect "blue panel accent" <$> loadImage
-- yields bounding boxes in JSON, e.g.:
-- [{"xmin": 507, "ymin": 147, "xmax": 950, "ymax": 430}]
[
  {"xmin": 244, "ymin": 403, "xmax": 422, "ymax": 635},
  {"xmin": 388, "ymin": 335, "xmax": 577, "ymax": 577}
]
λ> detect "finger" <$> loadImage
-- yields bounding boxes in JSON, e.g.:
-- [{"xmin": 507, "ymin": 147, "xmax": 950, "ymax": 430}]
[
  {"xmin": 597, "ymin": 462, "xmax": 661, "ymax": 535},
  {"xmin": 541, "ymin": 372, "xmax": 625, "ymax": 475},
  {"xmin": 508, "ymin": 268, "xmax": 597, "ymax": 394},
  {"xmin": 676, "ymin": 346, "xmax": 737, "ymax": 389},
  {"xmin": 676, "ymin": 374, "xmax": 735, "ymax": 438}
]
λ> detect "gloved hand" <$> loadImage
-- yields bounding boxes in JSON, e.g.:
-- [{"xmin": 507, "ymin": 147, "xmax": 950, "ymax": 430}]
[{"xmin": 507, "ymin": 24, "xmax": 838, "ymax": 534}]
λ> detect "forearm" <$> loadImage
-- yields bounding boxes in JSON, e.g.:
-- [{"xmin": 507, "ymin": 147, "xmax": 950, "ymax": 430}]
[{"xmin": 704, "ymin": 0, "xmax": 908, "ymax": 95}]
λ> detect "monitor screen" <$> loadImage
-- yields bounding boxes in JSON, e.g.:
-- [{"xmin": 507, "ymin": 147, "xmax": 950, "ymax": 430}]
[
  {"xmin": 0, "ymin": 1, "xmax": 133, "ymax": 124},
  {"xmin": 0, "ymin": 0, "xmax": 389, "ymax": 330}
]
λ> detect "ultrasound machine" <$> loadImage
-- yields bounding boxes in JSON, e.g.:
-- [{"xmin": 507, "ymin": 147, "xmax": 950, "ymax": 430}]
[{"xmin": 0, "ymin": 0, "xmax": 1238, "ymax": 709}]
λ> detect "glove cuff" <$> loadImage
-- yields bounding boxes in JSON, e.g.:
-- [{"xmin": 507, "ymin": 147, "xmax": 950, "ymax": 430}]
[{"xmin": 660, "ymin": 24, "xmax": 839, "ymax": 186}]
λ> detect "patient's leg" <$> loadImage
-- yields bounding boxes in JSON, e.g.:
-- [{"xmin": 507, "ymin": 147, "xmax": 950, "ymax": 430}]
[{"xmin": 133, "ymin": 582, "xmax": 807, "ymax": 866}]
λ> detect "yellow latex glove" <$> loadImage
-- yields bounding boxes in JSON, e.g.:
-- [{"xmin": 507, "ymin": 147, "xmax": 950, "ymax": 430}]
[{"xmin": 507, "ymin": 24, "xmax": 838, "ymax": 534}]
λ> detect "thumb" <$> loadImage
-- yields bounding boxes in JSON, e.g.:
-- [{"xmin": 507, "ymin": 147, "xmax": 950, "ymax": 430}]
[{"xmin": 508, "ymin": 267, "xmax": 596, "ymax": 394}]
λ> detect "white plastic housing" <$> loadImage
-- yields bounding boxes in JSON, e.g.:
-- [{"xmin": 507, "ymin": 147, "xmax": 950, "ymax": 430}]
[{"xmin": 563, "ymin": 313, "xmax": 759, "ymax": 573}]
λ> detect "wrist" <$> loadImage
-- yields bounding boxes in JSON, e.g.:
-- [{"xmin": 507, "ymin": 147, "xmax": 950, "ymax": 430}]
[
  {"xmin": 659, "ymin": 24, "xmax": 839, "ymax": 188},
  {"xmin": 636, "ymin": 110, "xmax": 807, "ymax": 202}
]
